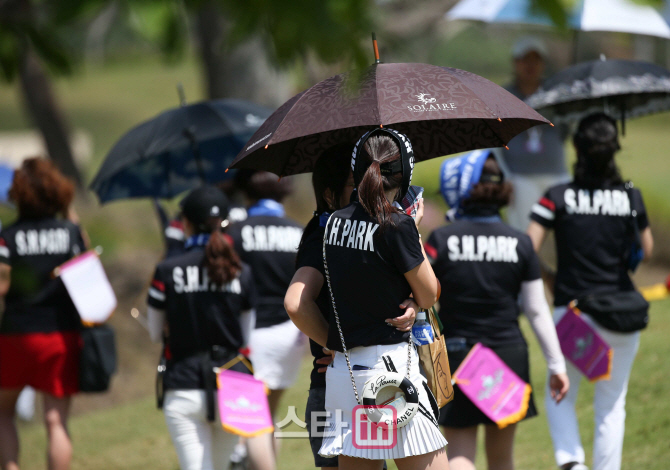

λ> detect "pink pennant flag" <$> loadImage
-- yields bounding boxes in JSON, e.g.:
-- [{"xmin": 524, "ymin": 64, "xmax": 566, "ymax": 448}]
[
  {"xmin": 452, "ymin": 343, "xmax": 531, "ymax": 429},
  {"xmin": 217, "ymin": 369, "xmax": 273, "ymax": 437},
  {"xmin": 556, "ymin": 306, "xmax": 612, "ymax": 382}
]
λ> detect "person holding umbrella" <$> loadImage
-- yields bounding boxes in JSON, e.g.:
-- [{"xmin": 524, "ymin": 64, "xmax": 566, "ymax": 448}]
[
  {"xmin": 496, "ymin": 37, "xmax": 570, "ymax": 231},
  {"xmin": 285, "ymin": 144, "xmax": 421, "ymax": 469},
  {"xmin": 289, "ymin": 129, "xmax": 449, "ymax": 469},
  {"xmin": 146, "ymin": 186, "xmax": 275, "ymax": 470},
  {"xmin": 527, "ymin": 113, "xmax": 653, "ymax": 470},
  {"xmin": 425, "ymin": 150, "xmax": 568, "ymax": 470}
]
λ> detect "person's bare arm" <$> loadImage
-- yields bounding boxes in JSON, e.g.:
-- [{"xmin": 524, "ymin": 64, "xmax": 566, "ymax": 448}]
[
  {"xmin": 526, "ymin": 221, "xmax": 548, "ymax": 253},
  {"xmin": 527, "ymin": 221, "xmax": 556, "ymax": 293},
  {"xmin": 403, "ymin": 200, "xmax": 438, "ymax": 309},
  {"xmin": 68, "ymin": 207, "xmax": 91, "ymax": 249},
  {"xmin": 147, "ymin": 306, "xmax": 166, "ymax": 343},
  {"xmin": 641, "ymin": 227, "xmax": 653, "ymax": 262},
  {"xmin": 386, "ymin": 298, "xmax": 419, "ymax": 332},
  {"xmin": 285, "ymin": 267, "xmax": 329, "ymax": 348},
  {"xmin": 0, "ymin": 263, "xmax": 10, "ymax": 298},
  {"xmin": 405, "ymin": 252, "xmax": 438, "ymax": 309}
]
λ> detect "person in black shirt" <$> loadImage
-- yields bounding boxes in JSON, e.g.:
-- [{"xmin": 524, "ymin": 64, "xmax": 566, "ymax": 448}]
[
  {"xmin": 527, "ymin": 113, "xmax": 654, "ymax": 470},
  {"xmin": 0, "ymin": 158, "xmax": 87, "ymax": 470},
  {"xmin": 156, "ymin": 180, "xmax": 249, "ymax": 259},
  {"xmin": 288, "ymin": 129, "xmax": 448, "ymax": 468},
  {"xmin": 227, "ymin": 171, "xmax": 305, "ymax": 421},
  {"xmin": 285, "ymin": 145, "xmax": 420, "ymax": 469},
  {"xmin": 146, "ymin": 186, "xmax": 274, "ymax": 470},
  {"xmin": 426, "ymin": 151, "xmax": 568, "ymax": 470}
]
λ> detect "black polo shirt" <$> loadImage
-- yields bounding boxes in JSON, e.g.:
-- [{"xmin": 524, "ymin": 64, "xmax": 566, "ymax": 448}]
[
  {"xmin": 228, "ymin": 215, "xmax": 303, "ymax": 328},
  {"xmin": 425, "ymin": 215, "xmax": 540, "ymax": 347},
  {"xmin": 295, "ymin": 222, "xmax": 331, "ymax": 389},
  {"xmin": 530, "ymin": 181, "xmax": 649, "ymax": 306},
  {"xmin": 147, "ymin": 247, "xmax": 256, "ymax": 390},
  {"xmin": 0, "ymin": 217, "xmax": 86, "ymax": 334},
  {"xmin": 323, "ymin": 202, "xmax": 424, "ymax": 352}
]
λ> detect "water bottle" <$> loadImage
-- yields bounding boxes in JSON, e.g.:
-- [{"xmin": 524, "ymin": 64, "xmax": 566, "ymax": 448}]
[{"xmin": 411, "ymin": 310, "xmax": 434, "ymax": 346}]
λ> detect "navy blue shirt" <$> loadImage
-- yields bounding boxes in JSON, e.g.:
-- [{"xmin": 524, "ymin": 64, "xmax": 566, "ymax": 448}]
[
  {"xmin": 228, "ymin": 215, "xmax": 303, "ymax": 328},
  {"xmin": 530, "ymin": 181, "xmax": 648, "ymax": 306},
  {"xmin": 426, "ymin": 215, "xmax": 540, "ymax": 346},
  {"xmin": 0, "ymin": 217, "xmax": 86, "ymax": 334},
  {"xmin": 148, "ymin": 247, "xmax": 256, "ymax": 390},
  {"xmin": 323, "ymin": 202, "xmax": 424, "ymax": 351}
]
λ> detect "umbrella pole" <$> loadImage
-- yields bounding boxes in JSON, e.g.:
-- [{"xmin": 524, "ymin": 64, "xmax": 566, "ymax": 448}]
[
  {"xmin": 193, "ymin": 143, "xmax": 206, "ymax": 183},
  {"xmin": 183, "ymin": 128, "xmax": 207, "ymax": 183},
  {"xmin": 372, "ymin": 32, "xmax": 381, "ymax": 64},
  {"xmin": 177, "ymin": 83, "xmax": 187, "ymax": 106}
]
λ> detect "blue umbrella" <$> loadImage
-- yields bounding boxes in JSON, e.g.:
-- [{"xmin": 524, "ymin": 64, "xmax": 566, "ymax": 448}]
[
  {"xmin": 446, "ymin": 0, "xmax": 670, "ymax": 39},
  {"xmin": 447, "ymin": 0, "xmax": 554, "ymax": 27},
  {"xmin": 0, "ymin": 163, "xmax": 14, "ymax": 204},
  {"xmin": 90, "ymin": 99, "xmax": 272, "ymax": 203}
]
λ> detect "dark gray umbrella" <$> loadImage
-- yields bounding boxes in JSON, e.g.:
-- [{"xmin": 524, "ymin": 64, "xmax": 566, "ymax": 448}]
[
  {"xmin": 90, "ymin": 99, "xmax": 272, "ymax": 203},
  {"xmin": 527, "ymin": 58, "xmax": 670, "ymax": 129},
  {"xmin": 229, "ymin": 62, "xmax": 550, "ymax": 176}
]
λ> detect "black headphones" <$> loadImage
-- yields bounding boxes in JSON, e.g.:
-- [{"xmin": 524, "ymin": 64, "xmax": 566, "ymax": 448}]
[{"xmin": 351, "ymin": 128, "xmax": 415, "ymax": 201}]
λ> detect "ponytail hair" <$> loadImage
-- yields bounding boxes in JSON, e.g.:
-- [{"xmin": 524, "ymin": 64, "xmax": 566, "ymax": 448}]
[
  {"xmin": 357, "ymin": 135, "xmax": 403, "ymax": 230},
  {"xmin": 202, "ymin": 218, "xmax": 242, "ymax": 285}
]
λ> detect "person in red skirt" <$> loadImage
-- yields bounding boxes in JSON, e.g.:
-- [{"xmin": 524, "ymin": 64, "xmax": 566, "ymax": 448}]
[{"xmin": 0, "ymin": 158, "xmax": 88, "ymax": 470}]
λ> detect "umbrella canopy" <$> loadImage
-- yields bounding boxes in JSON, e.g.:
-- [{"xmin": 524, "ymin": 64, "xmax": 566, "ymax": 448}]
[
  {"xmin": 526, "ymin": 58, "xmax": 670, "ymax": 126},
  {"xmin": 230, "ymin": 62, "xmax": 549, "ymax": 176},
  {"xmin": 446, "ymin": 0, "xmax": 670, "ymax": 39},
  {"xmin": 90, "ymin": 99, "xmax": 272, "ymax": 203}
]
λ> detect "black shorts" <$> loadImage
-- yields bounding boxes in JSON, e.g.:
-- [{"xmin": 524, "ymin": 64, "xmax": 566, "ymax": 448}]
[
  {"xmin": 305, "ymin": 387, "xmax": 338, "ymax": 468},
  {"xmin": 438, "ymin": 342, "xmax": 538, "ymax": 428}
]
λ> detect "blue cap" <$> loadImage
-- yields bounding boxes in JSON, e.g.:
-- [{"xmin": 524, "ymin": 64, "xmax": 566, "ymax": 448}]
[{"xmin": 439, "ymin": 149, "xmax": 493, "ymax": 220}]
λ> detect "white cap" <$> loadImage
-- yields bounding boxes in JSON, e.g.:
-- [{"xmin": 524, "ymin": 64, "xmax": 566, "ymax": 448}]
[
  {"xmin": 512, "ymin": 36, "xmax": 548, "ymax": 60},
  {"xmin": 416, "ymin": 310, "xmax": 427, "ymax": 321}
]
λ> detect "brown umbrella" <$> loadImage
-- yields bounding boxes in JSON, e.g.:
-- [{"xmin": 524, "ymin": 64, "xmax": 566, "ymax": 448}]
[{"xmin": 230, "ymin": 62, "xmax": 550, "ymax": 176}]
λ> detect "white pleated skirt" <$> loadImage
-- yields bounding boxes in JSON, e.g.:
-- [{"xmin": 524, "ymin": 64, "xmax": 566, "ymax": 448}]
[{"xmin": 319, "ymin": 343, "xmax": 447, "ymax": 460}]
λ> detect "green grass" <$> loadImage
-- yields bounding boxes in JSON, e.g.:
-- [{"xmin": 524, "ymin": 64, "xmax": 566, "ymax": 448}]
[{"xmin": 16, "ymin": 297, "xmax": 670, "ymax": 470}]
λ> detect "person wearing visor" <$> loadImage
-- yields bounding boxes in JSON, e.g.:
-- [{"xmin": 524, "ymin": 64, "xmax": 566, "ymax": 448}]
[
  {"xmin": 284, "ymin": 144, "xmax": 420, "ymax": 470},
  {"xmin": 146, "ymin": 186, "xmax": 274, "ymax": 470},
  {"xmin": 527, "ymin": 113, "xmax": 653, "ymax": 470},
  {"xmin": 495, "ymin": 36, "xmax": 570, "ymax": 231},
  {"xmin": 424, "ymin": 151, "xmax": 568, "ymax": 470},
  {"xmin": 289, "ymin": 129, "xmax": 448, "ymax": 469}
]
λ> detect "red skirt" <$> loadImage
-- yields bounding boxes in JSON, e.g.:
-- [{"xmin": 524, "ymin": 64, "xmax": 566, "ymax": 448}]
[{"xmin": 0, "ymin": 331, "xmax": 82, "ymax": 397}]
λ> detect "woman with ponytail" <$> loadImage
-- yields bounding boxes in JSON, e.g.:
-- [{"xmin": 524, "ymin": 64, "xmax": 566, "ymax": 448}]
[
  {"xmin": 286, "ymin": 144, "xmax": 422, "ymax": 469},
  {"xmin": 146, "ymin": 185, "xmax": 274, "ymax": 470},
  {"xmin": 289, "ymin": 129, "xmax": 448, "ymax": 469},
  {"xmin": 528, "ymin": 113, "xmax": 653, "ymax": 470}
]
